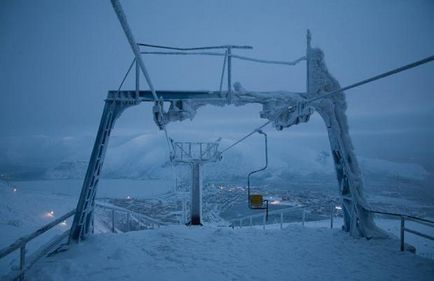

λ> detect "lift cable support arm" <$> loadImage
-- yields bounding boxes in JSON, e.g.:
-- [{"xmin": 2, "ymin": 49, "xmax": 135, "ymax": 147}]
[
  {"xmin": 220, "ymin": 121, "xmax": 272, "ymax": 154},
  {"xmin": 116, "ymin": 58, "xmax": 136, "ymax": 92},
  {"xmin": 219, "ymin": 50, "xmax": 229, "ymax": 94},
  {"xmin": 111, "ymin": 0, "xmax": 158, "ymax": 101}
]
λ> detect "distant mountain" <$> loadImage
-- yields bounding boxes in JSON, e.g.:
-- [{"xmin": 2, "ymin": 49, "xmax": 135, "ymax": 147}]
[
  {"xmin": 45, "ymin": 160, "xmax": 88, "ymax": 179},
  {"xmin": 40, "ymin": 134, "xmax": 429, "ymax": 183}
]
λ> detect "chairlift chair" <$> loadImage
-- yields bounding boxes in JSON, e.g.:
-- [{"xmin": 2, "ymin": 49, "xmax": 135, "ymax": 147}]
[{"xmin": 247, "ymin": 130, "xmax": 269, "ymax": 220}]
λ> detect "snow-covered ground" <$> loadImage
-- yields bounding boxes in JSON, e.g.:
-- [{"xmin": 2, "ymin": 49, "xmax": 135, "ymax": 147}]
[
  {"xmin": 303, "ymin": 218, "xmax": 434, "ymax": 260},
  {"xmin": 1, "ymin": 175, "xmax": 433, "ymax": 280},
  {"xmin": 27, "ymin": 225, "xmax": 434, "ymax": 281},
  {"xmin": 0, "ymin": 178, "xmax": 173, "ymax": 276}
]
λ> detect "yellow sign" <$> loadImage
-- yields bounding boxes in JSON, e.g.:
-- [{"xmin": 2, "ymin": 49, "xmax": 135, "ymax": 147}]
[{"xmin": 250, "ymin": 194, "xmax": 263, "ymax": 208}]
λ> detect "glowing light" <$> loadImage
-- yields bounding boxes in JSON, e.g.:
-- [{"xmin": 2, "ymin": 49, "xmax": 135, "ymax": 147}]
[
  {"xmin": 270, "ymin": 200, "xmax": 280, "ymax": 205},
  {"xmin": 13, "ymin": 188, "xmax": 17, "ymax": 192},
  {"xmin": 126, "ymin": 196, "xmax": 131, "ymax": 200},
  {"xmin": 335, "ymin": 206, "xmax": 342, "ymax": 210},
  {"xmin": 47, "ymin": 210, "xmax": 55, "ymax": 218},
  {"xmin": 60, "ymin": 220, "xmax": 67, "ymax": 226}
]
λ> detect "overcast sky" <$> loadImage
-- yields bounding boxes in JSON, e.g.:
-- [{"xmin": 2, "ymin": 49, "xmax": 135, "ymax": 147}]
[{"xmin": 1, "ymin": 0, "xmax": 434, "ymax": 171}]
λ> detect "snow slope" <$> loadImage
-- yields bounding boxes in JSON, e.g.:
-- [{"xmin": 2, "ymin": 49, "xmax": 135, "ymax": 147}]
[{"xmin": 28, "ymin": 225, "xmax": 434, "ymax": 281}]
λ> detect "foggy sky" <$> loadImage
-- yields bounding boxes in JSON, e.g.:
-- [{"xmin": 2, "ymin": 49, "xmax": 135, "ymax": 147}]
[{"xmin": 1, "ymin": 0, "xmax": 434, "ymax": 171}]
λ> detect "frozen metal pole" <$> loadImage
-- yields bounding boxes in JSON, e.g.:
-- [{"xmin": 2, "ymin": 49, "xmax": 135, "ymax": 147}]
[
  {"xmin": 330, "ymin": 204, "xmax": 334, "ymax": 229},
  {"xmin": 263, "ymin": 214, "xmax": 266, "ymax": 230},
  {"xmin": 135, "ymin": 60, "xmax": 140, "ymax": 99},
  {"xmin": 227, "ymin": 47, "xmax": 232, "ymax": 103},
  {"xmin": 191, "ymin": 162, "xmax": 202, "ymax": 225},
  {"xmin": 306, "ymin": 29, "xmax": 311, "ymax": 96},
  {"xmin": 19, "ymin": 245, "xmax": 25, "ymax": 281},
  {"xmin": 400, "ymin": 216, "xmax": 405, "ymax": 251},
  {"xmin": 302, "ymin": 209, "xmax": 306, "ymax": 226},
  {"xmin": 127, "ymin": 212, "xmax": 131, "ymax": 231},
  {"xmin": 110, "ymin": 0, "xmax": 158, "ymax": 101},
  {"xmin": 111, "ymin": 209, "xmax": 115, "ymax": 233}
]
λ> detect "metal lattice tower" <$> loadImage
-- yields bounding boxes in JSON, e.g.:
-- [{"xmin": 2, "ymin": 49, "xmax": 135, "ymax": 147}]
[{"xmin": 171, "ymin": 141, "xmax": 221, "ymax": 225}]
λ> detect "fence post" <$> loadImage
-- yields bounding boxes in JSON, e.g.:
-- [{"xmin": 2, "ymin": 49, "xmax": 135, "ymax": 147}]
[
  {"xmin": 280, "ymin": 212, "xmax": 283, "ymax": 230},
  {"xmin": 127, "ymin": 212, "xmax": 131, "ymax": 231},
  {"xmin": 111, "ymin": 209, "xmax": 115, "ymax": 233},
  {"xmin": 302, "ymin": 209, "xmax": 305, "ymax": 226},
  {"xmin": 263, "ymin": 214, "xmax": 266, "ymax": 230},
  {"xmin": 19, "ymin": 244, "xmax": 26, "ymax": 281},
  {"xmin": 330, "ymin": 205, "xmax": 334, "ymax": 229},
  {"xmin": 400, "ymin": 216, "xmax": 405, "ymax": 251}
]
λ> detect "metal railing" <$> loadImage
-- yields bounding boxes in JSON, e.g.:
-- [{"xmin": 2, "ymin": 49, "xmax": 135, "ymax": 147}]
[
  {"xmin": 95, "ymin": 202, "xmax": 167, "ymax": 232},
  {"xmin": 230, "ymin": 205, "xmax": 434, "ymax": 253},
  {"xmin": 0, "ymin": 203, "xmax": 168, "ymax": 280},
  {"xmin": 0, "ymin": 210, "xmax": 75, "ymax": 281},
  {"xmin": 369, "ymin": 210, "xmax": 434, "ymax": 251},
  {"xmin": 230, "ymin": 206, "xmax": 310, "ymax": 230}
]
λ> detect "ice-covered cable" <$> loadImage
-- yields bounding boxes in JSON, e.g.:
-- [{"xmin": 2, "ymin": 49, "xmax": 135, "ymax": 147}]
[
  {"xmin": 141, "ymin": 51, "xmax": 224, "ymax": 57},
  {"xmin": 231, "ymin": 54, "xmax": 306, "ymax": 66},
  {"xmin": 220, "ymin": 104, "xmax": 299, "ymax": 154},
  {"xmin": 140, "ymin": 51, "xmax": 306, "ymax": 66},
  {"xmin": 308, "ymin": 55, "xmax": 434, "ymax": 103},
  {"xmin": 220, "ymin": 120, "xmax": 272, "ymax": 154},
  {"xmin": 138, "ymin": 43, "xmax": 253, "ymax": 51}
]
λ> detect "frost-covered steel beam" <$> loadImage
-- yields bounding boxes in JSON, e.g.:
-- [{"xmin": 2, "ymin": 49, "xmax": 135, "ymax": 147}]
[
  {"xmin": 69, "ymin": 99, "xmax": 138, "ymax": 242},
  {"xmin": 307, "ymin": 47, "xmax": 385, "ymax": 238},
  {"xmin": 106, "ymin": 90, "xmax": 306, "ymax": 102},
  {"xmin": 107, "ymin": 89, "xmax": 313, "ymax": 130},
  {"xmin": 107, "ymin": 90, "xmax": 226, "ymax": 101}
]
